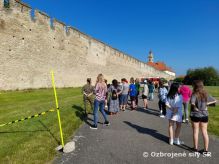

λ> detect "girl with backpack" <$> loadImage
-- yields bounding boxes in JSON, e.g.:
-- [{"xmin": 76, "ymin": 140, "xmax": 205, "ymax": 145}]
[{"xmin": 108, "ymin": 79, "xmax": 121, "ymax": 115}]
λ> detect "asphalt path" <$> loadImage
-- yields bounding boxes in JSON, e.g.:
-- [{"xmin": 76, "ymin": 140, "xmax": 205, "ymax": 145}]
[{"xmin": 55, "ymin": 94, "xmax": 219, "ymax": 164}]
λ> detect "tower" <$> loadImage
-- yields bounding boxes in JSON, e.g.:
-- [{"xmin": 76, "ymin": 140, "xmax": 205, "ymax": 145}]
[{"xmin": 148, "ymin": 50, "xmax": 153, "ymax": 62}]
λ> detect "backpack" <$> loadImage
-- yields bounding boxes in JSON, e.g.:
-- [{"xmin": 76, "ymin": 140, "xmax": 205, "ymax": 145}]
[
  {"xmin": 130, "ymin": 84, "xmax": 137, "ymax": 96},
  {"xmin": 111, "ymin": 88, "xmax": 118, "ymax": 100}
]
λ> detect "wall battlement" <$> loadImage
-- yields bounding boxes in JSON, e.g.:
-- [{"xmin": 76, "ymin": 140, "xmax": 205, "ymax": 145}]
[{"xmin": 0, "ymin": 0, "xmax": 174, "ymax": 90}]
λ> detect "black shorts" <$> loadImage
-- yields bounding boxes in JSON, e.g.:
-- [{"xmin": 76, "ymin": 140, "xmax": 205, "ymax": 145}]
[
  {"xmin": 130, "ymin": 96, "xmax": 136, "ymax": 101},
  {"xmin": 142, "ymin": 95, "xmax": 147, "ymax": 99},
  {"xmin": 190, "ymin": 116, "xmax": 208, "ymax": 123}
]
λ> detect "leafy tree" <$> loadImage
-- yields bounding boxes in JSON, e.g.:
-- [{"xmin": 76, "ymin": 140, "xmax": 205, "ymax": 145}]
[
  {"xmin": 174, "ymin": 77, "xmax": 184, "ymax": 83},
  {"xmin": 184, "ymin": 67, "xmax": 219, "ymax": 86}
]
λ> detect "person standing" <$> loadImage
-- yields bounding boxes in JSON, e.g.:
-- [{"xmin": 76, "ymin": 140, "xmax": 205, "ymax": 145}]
[
  {"xmin": 120, "ymin": 78, "xmax": 129, "ymax": 111},
  {"xmin": 190, "ymin": 80, "xmax": 216, "ymax": 153},
  {"xmin": 179, "ymin": 83, "xmax": 192, "ymax": 123},
  {"xmin": 158, "ymin": 81, "xmax": 168, "ymax": 118},
  {"xmin": 129, "ymin": 77, "xmax": 137, "ymax": 110},
  {"xmin": 118, "ymin": 80, "xmax": 123, "ymax": 108},
  {"xmin": 82, "ymin": 78, "xmax": 94, "ymax": 116},
  {"xmin": 142, "ymin": 80, "xmax": 149, "ymax": 109},
  {"xmin": 135, "ymin": 78, "xmax": 140, "ymax": 106},
  {"xmin": 90, "ymin": 74, "xmax": 110, "ymax": 129},
  {"xmin": 108, "ymin": 79, "xmax": 121, "ymax": 115},
  {"xmin": 148, "ymin": 81, "xmax": 155, "ymax": 101},
  {"xmin": 165, "ymin": 83, "xmax": 183, "ymax": 145},
  {"xmin": 104, "ymin": 79, "xmax": 109, "ymax": 110}
]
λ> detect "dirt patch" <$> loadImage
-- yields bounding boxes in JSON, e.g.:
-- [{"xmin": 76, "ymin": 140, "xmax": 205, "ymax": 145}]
[{"xmin": 0, "ymin": 19, "xmax": 6, "ymax": 29}]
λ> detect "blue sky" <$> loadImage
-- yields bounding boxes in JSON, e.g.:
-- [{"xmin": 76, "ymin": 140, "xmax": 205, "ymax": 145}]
[{"xmin": 22, "ymin": 0, "xmax": 219, "ymax": 75}]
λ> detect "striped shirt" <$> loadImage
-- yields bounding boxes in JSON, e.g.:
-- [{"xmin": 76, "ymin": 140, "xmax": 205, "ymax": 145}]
[{"xmin": 95, "ymin": 82, "xmax": 107, "ymax": 101}]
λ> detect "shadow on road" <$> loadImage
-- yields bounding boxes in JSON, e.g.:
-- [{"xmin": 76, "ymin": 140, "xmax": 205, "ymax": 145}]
[
  {"xmin": 124, "ymin": 121, "xmax": 169, "ymax": 143},
  {"xmin": 136, "ymin": 107, "xmax": 160, "ymax": 116},
  {"xmin": 123, "ymin": 121, "xmax": 194, "ymax": 152}
]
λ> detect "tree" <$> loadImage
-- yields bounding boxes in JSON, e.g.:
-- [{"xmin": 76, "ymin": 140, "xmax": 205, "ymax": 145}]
[
  {"xmin": 174, "ymin": 77, "xmax": 184, "ymax": 83},
  {"xmin": 184, "ymin": 67, "xmax": 219, "ymax": 86}
]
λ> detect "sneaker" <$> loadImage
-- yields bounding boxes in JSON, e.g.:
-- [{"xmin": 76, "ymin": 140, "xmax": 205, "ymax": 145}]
[
  {"xmin": 160, "ymin": 115, "xmax": 165, "ymax": 118},
  {"xmin": 191, "ymin": 148, "xmax": 199, "ymax": 152},
  {"xmin": 186, "ymin": 119, "xmax": 189, "ymax": 123},
  {"xmin": 104, "ymin": 121, "xmax": 110, "ymax": 126},
  {"xmin": 173, "ymin": 139, "xmax": 184, "ymax": 145},
  {"xmin": 90, "ymin": 125, "xmax": 98, "ymax": 129},
  {"xmin": 169, "ymin": 139, "xmax": 173, "ymax": 145},
  {"xmin": 182, "ymin": 119, "xmax": 186, "ymax": 123}
]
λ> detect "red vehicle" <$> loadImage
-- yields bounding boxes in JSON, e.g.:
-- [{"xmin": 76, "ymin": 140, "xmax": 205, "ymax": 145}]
[{"xmin": 140, "ymin": 77, "xmax": 161, "ymax": 89}]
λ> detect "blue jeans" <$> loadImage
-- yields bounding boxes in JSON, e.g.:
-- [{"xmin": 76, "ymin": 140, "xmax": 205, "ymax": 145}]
[
  {"xmin": 148, "ymin": 92, "xmax": 154, "ymax": 100},
  {"xmin": 183, "ymin": 102, "xmax": 189, "ymax": 120},
  {"xmin": 119, "ymin": 94, "xmax": 128, "ymax": 105},
  {"xmin": 93, "ymin": 99, "xmax": 108, "ymax": 126}
]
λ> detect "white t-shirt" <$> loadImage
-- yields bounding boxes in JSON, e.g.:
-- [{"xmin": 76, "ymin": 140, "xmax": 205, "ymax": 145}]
[
  {"xmin": 165, "ymin": 94, "xmax": 183, "ymax": 122},
  {"xmin": 142, "ymin": 84, "xmax": 149, "ymax": 96}
]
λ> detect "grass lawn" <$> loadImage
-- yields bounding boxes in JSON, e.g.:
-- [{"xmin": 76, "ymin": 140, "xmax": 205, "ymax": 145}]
[
  {"xmin": 205, "ymin": 86, "xmax": 219, "ymax": 137},
  {"xmin": 0, "ymin": 87, "xmax": 86, "ymax": 163}
]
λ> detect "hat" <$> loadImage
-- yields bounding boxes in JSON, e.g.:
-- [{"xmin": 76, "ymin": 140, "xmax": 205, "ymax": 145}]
[{"xmin": 144, "ymin": 80, "xmax": 147, "ymax": 83}]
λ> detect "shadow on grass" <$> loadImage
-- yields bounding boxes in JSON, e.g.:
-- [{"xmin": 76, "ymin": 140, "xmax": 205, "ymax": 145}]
[
  {"xmin": 72, "ymin": 104, "xmax": 104, "ymax": 126},
  {"xmin": 0, "ymin": 121, "xmax": 60, "ymax": 145},
  {"xmin": 72, "ymin": 104, "xmax": 93, "ymax": 126},
  {"xmin": 123, "ymin": 121, "xmax": 169, "ymax": 143},
  {"xmin": 39, "ymin": 120, "xmax": 60, "ymax": 145}
]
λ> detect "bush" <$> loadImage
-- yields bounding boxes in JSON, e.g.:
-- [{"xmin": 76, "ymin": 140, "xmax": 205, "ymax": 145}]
[
  {"xmin": 173, "ymin": 77, "xmax": 184, "ymax": 83},
  {"xmin": 183, "ymin": 67, "xmax": 219, "ymax": 86}
]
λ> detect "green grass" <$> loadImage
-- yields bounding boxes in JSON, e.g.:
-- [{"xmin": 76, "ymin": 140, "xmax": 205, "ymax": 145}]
[
  {"xmin": 205, "ymin": 86, "xmax": 219, "ymax": 137},
  {"xmin": 205, "ymin": 86, "xmax": 219, "ymax": 100},
  {"xmin": 0, "ymin": 88, "xmax": 85, "ymax": 163}
]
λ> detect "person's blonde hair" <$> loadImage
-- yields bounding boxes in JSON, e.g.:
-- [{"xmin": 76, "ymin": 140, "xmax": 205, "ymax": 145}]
[
  {"xmin": 96, "ymin": 73, "xmax": 104, "ymax": 83},
  {"xmin": 130, "ymin": 77, "xmax": 134, "ymax": 84},
  {"xmin": 192, "ymin": 80, "xmax": 208, "ymax": 102}
]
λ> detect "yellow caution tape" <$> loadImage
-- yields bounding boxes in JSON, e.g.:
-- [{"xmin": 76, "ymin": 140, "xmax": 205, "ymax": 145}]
[{"xmin": 0, "ymin": 109, "xmax": 55, "ymax": 127}]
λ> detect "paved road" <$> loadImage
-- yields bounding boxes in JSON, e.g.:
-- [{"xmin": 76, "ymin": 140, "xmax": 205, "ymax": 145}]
[{"xmin": 55, "ymin": 94, "xmax": 219, "ymax": 164}]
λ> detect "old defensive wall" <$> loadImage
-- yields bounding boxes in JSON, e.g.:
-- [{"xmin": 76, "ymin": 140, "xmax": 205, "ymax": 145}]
[{"xmin": 0, "ymin": 0, "xmax": 174, "ymax": 90}]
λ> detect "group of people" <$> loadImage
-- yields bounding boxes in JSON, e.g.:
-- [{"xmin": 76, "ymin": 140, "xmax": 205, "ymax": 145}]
[
  {"xmin": 82, "ymin": 74, "xmax": 155, "ymax": 129},
  {"xmin": 82, "ymin": 74, "xmax": 216, "ymax": 154},
  {"xmin": 158, "ymin": 80, "xmax": 216, "ymax": 154}
]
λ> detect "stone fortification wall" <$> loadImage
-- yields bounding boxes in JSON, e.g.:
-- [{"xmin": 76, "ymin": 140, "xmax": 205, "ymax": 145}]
[{"xmin": 0, "ymin": 0, "xmax": 174, "ymax": 90}]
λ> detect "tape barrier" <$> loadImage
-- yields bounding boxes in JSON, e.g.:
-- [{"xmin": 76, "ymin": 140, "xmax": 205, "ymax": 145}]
[{"xmin": 0, "ymin": 109, "xmax": 55, "ymax": 127}]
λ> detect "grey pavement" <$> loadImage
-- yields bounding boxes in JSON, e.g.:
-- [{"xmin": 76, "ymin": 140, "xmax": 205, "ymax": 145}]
[{"xmin": 54, "ymin": 94, "xmax": 219, "ymax": 164}]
